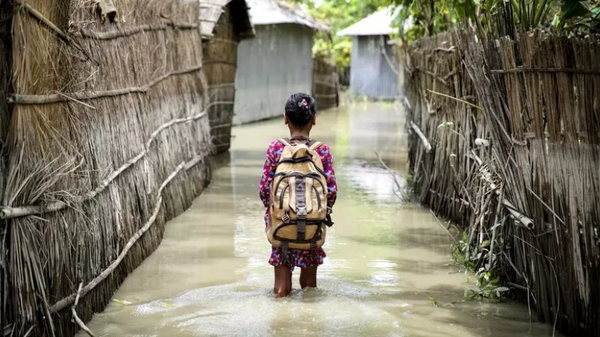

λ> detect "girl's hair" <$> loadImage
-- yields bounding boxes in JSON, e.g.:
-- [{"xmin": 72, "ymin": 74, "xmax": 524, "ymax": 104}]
[{"xmin": 285, "ymin": 93, "xmax": 316, "ymax": 127}]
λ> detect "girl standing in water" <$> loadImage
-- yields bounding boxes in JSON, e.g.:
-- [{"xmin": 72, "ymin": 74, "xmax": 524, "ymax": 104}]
[{"xmin": 259, "ymin": 93, "xmax": 337, "ymax": 298}]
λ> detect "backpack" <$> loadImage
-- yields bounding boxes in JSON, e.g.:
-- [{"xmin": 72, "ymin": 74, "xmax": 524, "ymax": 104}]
[{"xmin": 267, "ymin": 138, "xmax": 334, "ymax": 258}]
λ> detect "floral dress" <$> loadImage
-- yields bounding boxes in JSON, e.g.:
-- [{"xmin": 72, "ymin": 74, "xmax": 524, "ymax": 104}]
[{"xmin": 259, "ymin": 139, "xmax": 337, "ymax": 271}]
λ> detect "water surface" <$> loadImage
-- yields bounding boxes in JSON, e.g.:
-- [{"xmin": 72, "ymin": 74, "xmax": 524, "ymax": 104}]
[{"xmin": 82, "ymin": 103, "xmax": 559, "ymax": 337}]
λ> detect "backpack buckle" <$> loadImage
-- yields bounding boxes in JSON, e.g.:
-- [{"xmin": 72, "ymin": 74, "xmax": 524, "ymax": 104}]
[
  {"xmin": 297, "ymin": 206, "xmax": 307, "ymax": 218},
  {"xmin": 283, "ymin": 211, "xmax": 290, "ymax": 224},
  {"xmin": 296, "ymin": 206, "xmax": 307, "ymax": 241}
]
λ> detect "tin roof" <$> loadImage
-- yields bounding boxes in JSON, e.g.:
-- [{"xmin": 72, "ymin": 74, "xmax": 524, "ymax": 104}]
[
  {"xmin": 337, "ymin": 7, "xmax": 411, "ymax": 37},
  {"xmin": 246, "ymin": 0, "xmax": 329, "ymax": 30}
]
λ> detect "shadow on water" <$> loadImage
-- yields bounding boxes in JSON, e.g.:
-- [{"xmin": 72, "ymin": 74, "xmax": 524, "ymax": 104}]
[{"xmin": 81, "ymin": 103, "xmax": 562, "ymax": 337}]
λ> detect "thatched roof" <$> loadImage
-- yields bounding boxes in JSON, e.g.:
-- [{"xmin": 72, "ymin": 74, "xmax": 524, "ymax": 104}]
[
  {"xmin": 199, "ymin": 0, "xmax": 255, "ymax": 39},
  {"xmin": 338, "ymin": 7, "xmax": 412, "ymax": 36},
  {"xmin": 246, "ymin": 0, "xmax": 329, "ymax": 30}
]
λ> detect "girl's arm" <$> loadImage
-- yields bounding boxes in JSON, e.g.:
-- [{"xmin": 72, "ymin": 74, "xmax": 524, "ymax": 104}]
[
  {"xmin": 259, "ymin": 140, "xmax": 281, "ymax": 207},
  {"xmin": 317, "ymin": 145, "xmax": 337, "ymax": 208}
]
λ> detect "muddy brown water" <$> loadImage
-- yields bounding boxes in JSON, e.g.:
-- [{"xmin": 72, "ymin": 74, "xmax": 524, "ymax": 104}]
[{"xmin": 81, "ymin": 103, "xmax": 560, "ymax": 337}]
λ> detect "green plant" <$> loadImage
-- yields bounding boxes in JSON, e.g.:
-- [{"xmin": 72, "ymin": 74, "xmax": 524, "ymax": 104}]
[
  {"xmin": 428, "ymin": 296, "xmax": 440, "ymax": 307},
  {"xmin": 452, "ymin": 231, "xmax": 510, "ymax": 301},
  {"xmin": 468, "ymin": 268, "xmax": 510, "ymax": 300},
  {"xmin": 389, "ymin": 0, "xmax": 600, "ymax": 42}
]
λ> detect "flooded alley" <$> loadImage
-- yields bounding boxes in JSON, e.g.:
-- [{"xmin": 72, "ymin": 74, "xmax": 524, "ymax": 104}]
[{"xmin": 82, "ymin": 104, "xmax": 559, "ymax": 337}]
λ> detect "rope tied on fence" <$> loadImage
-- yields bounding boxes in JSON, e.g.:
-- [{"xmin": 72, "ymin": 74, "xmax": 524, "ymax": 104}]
[{"xmin": 0, "ymin": 101, "xmax": 236, "ymax": 220}]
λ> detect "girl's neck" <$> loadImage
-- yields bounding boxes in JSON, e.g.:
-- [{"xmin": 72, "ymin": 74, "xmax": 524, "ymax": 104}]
[{"xmin": 289, "ymin": 130, "xmax": 310, "ymax": 139}]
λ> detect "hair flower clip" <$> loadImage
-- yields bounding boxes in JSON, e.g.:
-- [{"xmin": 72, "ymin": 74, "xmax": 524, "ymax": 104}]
[{"xmin": 298, "ymin": 98, "xmax": 308, "ymax": 108}]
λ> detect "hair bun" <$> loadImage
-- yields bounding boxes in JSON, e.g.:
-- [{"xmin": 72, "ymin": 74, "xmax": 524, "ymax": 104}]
[{"xmin": 285, "ymin": 93, "xmax": 317, "ymax": 127}]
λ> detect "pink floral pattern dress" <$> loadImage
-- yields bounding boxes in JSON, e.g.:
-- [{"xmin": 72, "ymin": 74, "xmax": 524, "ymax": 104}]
[{"xmin": 259, "ymin": 139, "xmax": 337, "ymax": 271}]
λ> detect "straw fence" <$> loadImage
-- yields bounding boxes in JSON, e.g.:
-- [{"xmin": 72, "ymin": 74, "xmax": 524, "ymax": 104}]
[
  {"xmin": 405, "ymin": 30, "xmax": 600, "ymax": 337},
  {"xmin": 204, "ymin": 5, "xmax": 238, "ymax": 154},
  {"xmin": 312, "ymin": 54, "xmax": 339, "ymax": 110},
  {"xmin": 0, "ymin": 0, "xmax": 216, "ymax": 336}
]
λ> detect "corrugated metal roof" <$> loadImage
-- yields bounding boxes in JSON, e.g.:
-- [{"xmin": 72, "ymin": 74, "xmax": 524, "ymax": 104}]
[
  {"xmin": 246, "ymin": 0, "xmax": 329, "ymax": 30},
  {"xmin": 337, "ymin": 7, "xmax": 411, "ymax": 36}
]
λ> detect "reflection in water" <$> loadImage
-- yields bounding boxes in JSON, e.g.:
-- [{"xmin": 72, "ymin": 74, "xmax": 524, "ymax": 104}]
[{"xmin": 81, "ymin": 103, "xmax": 560, "ymax": 337}]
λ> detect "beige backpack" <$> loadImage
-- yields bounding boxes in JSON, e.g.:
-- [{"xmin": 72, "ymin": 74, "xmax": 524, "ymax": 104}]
[{"xmin": 267, "ymin": 138, "xmax": 333, "ymax": 257}]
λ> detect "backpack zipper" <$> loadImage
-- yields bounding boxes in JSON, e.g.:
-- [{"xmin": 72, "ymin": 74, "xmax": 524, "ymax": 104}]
[{"xmin": 274, "ymin": 173, "xmax": 326, "ymax": 198}]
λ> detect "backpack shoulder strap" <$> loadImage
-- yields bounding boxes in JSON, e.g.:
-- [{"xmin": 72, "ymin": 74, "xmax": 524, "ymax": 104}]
[
  {"xmin": 309, "ymin": 140, "xmax": 323, "ymax": 151},
  {"xmin": 279, "ymin": 138, "xmax": 291, "ymax": 147}
]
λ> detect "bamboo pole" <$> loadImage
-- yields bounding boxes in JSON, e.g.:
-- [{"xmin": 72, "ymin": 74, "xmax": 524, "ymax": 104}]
[
  {"xmin": 491, "ymin": 67, "xmax": 600, "ymax": 75},
  {"xmin": 16, "ymin": 1, "xmax": 92, "ymax": 61},
  {"xmin": 71, "ymin": 283, "xmax": 96, "ymax": 337},
  {"xmin": 9, "ymin": 66, "xmax": 203, "ymax": 105},
  {"xmin": 77, "ymin": 21, "xmax": 198, "ymax": 40},
  {"xmin": 17, "ymin": 1, "xmax": 71, "ymax": 44},
  {"xmin": 468, "ymin": 151, "xmax": 534, "ymax": 229},
  {"xmin": 410, "ymin": 121, "xmax": 432, "ymax": 153},
  {"xmin": 51, "ymin": 160, "xmax": 188, "ymax": 313},
  {"xmin": 202, "ymin": 60, "xmax": 237, "ymax": 67},
  {"xmin": 207, "ymin": 82, "xmax": 235, "ymax": 89}
]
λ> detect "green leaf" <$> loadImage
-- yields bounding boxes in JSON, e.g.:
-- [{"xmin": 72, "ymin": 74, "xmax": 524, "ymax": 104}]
[
  {"xmin": 591, "ymin": 6, "xmax": 600, "ymax": 20},
  {"xmin": 560, "ymin": 0, "xmax": 589, "ymax": 21}
]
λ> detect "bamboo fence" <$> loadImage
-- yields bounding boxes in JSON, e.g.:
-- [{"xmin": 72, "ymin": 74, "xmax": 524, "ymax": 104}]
[
  {"xmin": 405, "ymin": 29, "xmax": 600, "ymax": 337},
  {"xmin": 312, "ymin": 54, "xmax": 340, "ymax": 110},
  {"xmin": 0, "ymin": 0, "xmax": 225, "ymax": 336}
]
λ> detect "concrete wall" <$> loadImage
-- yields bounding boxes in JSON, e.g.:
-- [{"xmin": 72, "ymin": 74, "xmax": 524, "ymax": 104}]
[
  {"xmin": 349, "ymin": 35, "xmax": 401, "ymax": 100},
  {"xmin": 234, "ymin": 24, "xmax": 313, "ymax": 124}
]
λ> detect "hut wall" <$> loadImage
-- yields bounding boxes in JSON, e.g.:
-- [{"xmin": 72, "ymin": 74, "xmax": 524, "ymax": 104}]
[
  {"xmin": 405, "ymin": 30, "xmax": 600, "ymax": 337},
  {"xmin": 312, "ymin": 55, "xmax": 339, "ymax": 110},
  {"xmin": 234, "ymin": 24, "xmax": 313, "ymax": 124},
  {"xmin": 350, "ymin": 35, "xmax": 400, "ymax": 100},
  {"xmin": 0, "ymin": 0, "xmax": 12, "ymax": 213},
  {"xmin": 1, "ymin": 0, "xmax": 212, "ymax": 336},
  {"xmin": 0, "ymin": 4, "xmax": 12, "ymax": 327},
  {"xmin": 204, "ymin": 5, "xmax": 238, "ymax": 154}
]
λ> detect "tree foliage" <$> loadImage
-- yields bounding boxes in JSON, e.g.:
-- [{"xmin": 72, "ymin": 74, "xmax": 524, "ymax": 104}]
[
  {"xmin": 389, "ymin": 0, "xmax": 600, "ymax": 42},
  {"xmin": 287, "ymin": 0, "xmax": 599, "ymax": 69},
  {"xmin": 286, "ymin": 0, "xmax": 393, "ymax": 70}
]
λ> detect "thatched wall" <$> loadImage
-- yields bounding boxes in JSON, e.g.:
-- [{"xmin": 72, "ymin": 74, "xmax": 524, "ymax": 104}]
[
  {"xmin": 0, "ymin": 0, "xmax": 12, "ymax": 211},
  {"xmin": 312, "ymin": 54, "xmax": 339, "ymax": 110},
  {"xmin": 204, "ymin": 5, "xmax": 238, "ymax": 154},
  {"xmin": 0, "ymin": 0, "xmax": 213, "ymax": 336},
  {"xmin": 200, "ymin": 0, "xmax": 253, "ymax": 154},
  {"xmin": 405, "ymin": 30, "xmax": 600, "ymax": 337}
]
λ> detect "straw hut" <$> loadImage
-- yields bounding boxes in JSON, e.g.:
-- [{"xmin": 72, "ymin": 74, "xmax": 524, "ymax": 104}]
[
  {"xmin": 0, "ymin": 1, "xmax": 227, "ymax": 336},
  {"xmin": 200, "ymin": 0, "xmax": 254, "ymax": 153},
  {"xmin": 338, "ymin": 8, "xmax": 409, "ymax": 100},
  {"xmin": 234, "ymin": 0, "xmax": 329, "ymax": 124}
]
